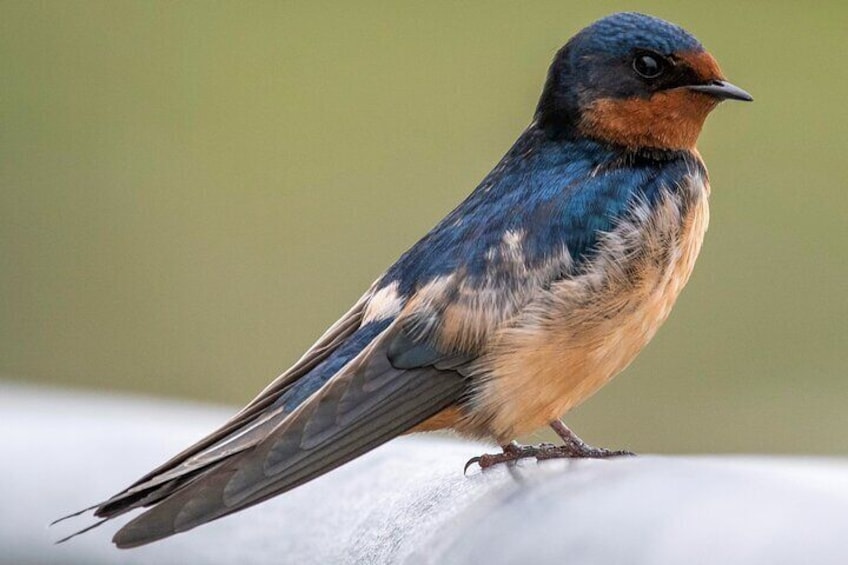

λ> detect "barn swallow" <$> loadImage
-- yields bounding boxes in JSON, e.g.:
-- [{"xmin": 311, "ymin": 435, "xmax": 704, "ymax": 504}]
[{"xmin": 58, "ymin": 12, "xmax": 751, "ymax": 547}]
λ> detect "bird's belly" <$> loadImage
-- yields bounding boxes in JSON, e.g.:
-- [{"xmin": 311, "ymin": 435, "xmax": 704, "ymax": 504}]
[{"xmin": 471, "ymin": 189, "xmax": 709, "ymax": 443}]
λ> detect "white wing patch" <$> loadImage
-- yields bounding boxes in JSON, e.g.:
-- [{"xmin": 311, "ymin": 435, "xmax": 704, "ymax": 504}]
[{"xmin": 362, "ymin": 281, "xmax": 404, "ymax": 324}]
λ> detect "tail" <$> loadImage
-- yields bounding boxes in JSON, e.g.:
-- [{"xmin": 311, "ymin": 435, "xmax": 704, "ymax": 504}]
[
  {"xmin": 55, "ymin": 322, "xmax": 470, "ymax": 548},
  {"xmin": 111, "ymin": 343, "xmax": 468, "ymax": 548}
]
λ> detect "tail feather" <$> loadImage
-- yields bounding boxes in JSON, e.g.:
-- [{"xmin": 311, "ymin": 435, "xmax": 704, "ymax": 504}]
[
  {"xmin": 52, "ymin": 314, "xmax": 473, "ymax": 549},
  {"xmin": 111, "ymin": 337, "xmax": 468, "ymax": 547}
]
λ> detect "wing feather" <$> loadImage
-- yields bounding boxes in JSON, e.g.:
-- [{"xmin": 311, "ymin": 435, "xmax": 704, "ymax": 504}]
[
  {"xmin": 75, "ymin": 290, "xmax": 373, "ymax": 524},
  {"xmin": 111, "ymin": 322, "xmax": 469, "ymax": 547}
]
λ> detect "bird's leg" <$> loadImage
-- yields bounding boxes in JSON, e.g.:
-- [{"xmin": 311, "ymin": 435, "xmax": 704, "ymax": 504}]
[{"xmin": 465, "ymin": 421, "xmax": 633, "ymax": 472}]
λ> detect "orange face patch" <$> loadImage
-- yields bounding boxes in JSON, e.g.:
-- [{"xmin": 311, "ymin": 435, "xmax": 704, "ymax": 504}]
[
  {"xmin": 579, "ymin": 50, "xmax": 726, "ymax": 151},
  {"xmin": 579, "ymin": 90, "xmax": 719, "ymax": 150},
  {"xmin": 677, "ymin": 51, "xmax": 724, "ymax": 83}
]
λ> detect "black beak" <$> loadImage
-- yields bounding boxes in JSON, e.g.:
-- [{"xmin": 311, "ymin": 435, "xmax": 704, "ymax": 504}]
[{"xmin": 688, "ymin": 80, "xmax": 753, "ymax": 102}]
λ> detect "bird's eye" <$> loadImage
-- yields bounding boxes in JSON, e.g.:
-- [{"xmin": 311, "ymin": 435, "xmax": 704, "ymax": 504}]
[{"xmin": 632, "ymin": 53, "xmax": 664, "ymax": 79}]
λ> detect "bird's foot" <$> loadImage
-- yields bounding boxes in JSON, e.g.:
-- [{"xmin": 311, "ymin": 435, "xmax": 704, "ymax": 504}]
[
  {"xmin": 533, "ymin": 443, "xmax": 634, "ymax": 460},
  {"xmin": 464, "ymin": 441, "xmax": 553, "ymax": 472},
  {"xmin": 464, "ymin": 421, "xmax": 634, "ymax": 472},
  {"xmin": 548, "ymin": 419, "xmax": 635, "ymax": 459},
  {"xmin": 464, "ymin": 441, "xmax": 631, "ymax": 472}
]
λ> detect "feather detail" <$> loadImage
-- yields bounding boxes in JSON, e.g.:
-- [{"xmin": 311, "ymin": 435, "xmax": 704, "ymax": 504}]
[{"xmin": 467, "ymin": 166, "xmax": 710, "ymax": 442}]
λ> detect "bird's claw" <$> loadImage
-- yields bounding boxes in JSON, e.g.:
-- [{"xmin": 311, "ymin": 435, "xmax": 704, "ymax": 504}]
[{"xmin": 463, "ymin": 456, "xmax": 482, "ymax": 475}]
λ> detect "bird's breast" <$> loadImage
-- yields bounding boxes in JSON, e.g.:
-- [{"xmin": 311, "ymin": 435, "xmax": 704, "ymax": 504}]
[{"xmin": 466, "ymin": 173, "xmax": 710, "ymax": 443}]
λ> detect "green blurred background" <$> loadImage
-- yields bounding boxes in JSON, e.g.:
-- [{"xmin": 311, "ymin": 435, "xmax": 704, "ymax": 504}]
[{"xmin": 2, "ymin": 2, "xmax": 846, "ymax": 454}]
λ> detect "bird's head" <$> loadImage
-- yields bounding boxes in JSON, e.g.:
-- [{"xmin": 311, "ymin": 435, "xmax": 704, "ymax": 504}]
[{"xmin": 536, "ymin": 12, "xmax": 752, "ymax": 151}]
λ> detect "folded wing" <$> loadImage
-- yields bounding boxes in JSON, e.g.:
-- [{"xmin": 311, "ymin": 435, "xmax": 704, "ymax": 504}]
[{"xmin": 110, "ymin": 321, "xmax": 471, "ymax": 547}]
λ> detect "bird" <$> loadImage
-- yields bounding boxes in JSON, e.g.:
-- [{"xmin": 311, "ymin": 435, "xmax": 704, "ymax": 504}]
[{"xmin": 57, "ymin": 11, "xmax": 751, "ymax": 548}]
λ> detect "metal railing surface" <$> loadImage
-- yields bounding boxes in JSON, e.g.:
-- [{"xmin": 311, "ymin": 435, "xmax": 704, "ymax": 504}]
[{"xmin": 5, "ymin": 381, "xmax": 848, "ymax": 565}]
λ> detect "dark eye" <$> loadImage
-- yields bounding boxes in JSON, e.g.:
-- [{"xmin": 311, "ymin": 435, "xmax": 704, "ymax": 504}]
[{"xmin": 632, "ymin": 53, "xmax": 665, "ymax": 79}]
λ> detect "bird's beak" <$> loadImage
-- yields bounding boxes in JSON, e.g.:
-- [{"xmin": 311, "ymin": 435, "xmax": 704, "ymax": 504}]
[{"xmin": 687, "ymin": 80, "xmax": 753, "ymax": 102}]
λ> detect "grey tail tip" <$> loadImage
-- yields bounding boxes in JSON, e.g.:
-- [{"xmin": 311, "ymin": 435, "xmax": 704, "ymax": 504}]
[
  {"xmin": 49, "ymin": 503, "xmax": 101, "ymax": 527},
  {"xmin": 51, "ymin": 503, "xmax": 112, "ymax": 544},
  {"xmin": 54, "ymin": 518, "xmax": 109, "ymax": 545}
]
